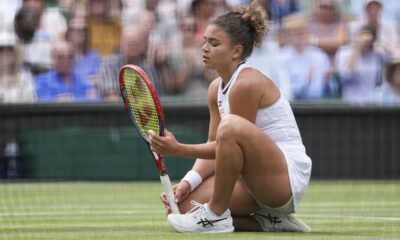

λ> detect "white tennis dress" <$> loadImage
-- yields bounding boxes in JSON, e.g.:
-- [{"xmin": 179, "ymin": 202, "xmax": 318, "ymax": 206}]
[{"xmin": 217, "ymin": 63, "xmax": 312, "ymax": 212}]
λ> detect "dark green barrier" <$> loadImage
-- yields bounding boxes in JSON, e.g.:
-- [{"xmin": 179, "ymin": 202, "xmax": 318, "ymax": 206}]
[
  {"xmin": 19, "ymin": 127, "xmax": 207, "ymax": 180},
  {"xmin": 1, "ymin": 103, "xmax": 400, "ymax": 180}
]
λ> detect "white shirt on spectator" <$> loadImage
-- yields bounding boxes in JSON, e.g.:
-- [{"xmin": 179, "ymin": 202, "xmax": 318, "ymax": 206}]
[{"xmin": 280, "ymin": 45, "xmax": 330, "ymax": 100}]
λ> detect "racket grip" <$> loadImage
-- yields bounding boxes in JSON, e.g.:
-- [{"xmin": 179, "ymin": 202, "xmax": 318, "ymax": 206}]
[{"xmin": 160, "ymin": 174, "xmax": 180, "ymax": 214}]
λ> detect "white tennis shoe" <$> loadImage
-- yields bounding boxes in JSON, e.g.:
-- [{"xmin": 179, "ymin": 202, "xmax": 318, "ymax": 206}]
[
  {"xmin": 252, "ymin": 212, "xmax": 311, "ymax": 232},
  {"xmin": 167, "ymin": 201, "xmax": 234, "ymax": 233}
]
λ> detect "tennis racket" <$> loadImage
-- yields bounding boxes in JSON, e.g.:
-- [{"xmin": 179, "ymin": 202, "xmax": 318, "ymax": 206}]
[{"xmin": 119, "ymin": 64, "xmax": 180, "ymax": 214}]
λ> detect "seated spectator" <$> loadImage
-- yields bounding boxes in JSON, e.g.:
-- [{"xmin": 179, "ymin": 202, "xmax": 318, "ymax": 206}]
[
  {"xmin": 280, "ymin": 14, "xmax": 331, "ymax": 100},
  {"xmin": 20, "ymin": 0, "xmax": 67, "ymax": 74},
  {"xmin": 66, "ymin": 17, "xmax": 101, "ymax": 87},
  {"xmin": 308, "ymin": 0, "xmax": 349, "ymax": 65},
  {"xmin": 191, "ymin": 0, "xmax": 218, "ymax": 46},
  {"xmin": 335, "ymin": 25, "xmax": 388, "ymax": 105},
  {"xmin": 0, "ymin": 31, "xmax": 36, "ymax": 103},
  {"xmin": 35, "ymin": 41, "xmax": 99, "ymax": 102},
  {"xmin": 375, "ymin": 58, "xmax": 400, "ymax": 105},
  {"xmin": 86, "ymin": 0, "xmax": 121, "ymax": 57},
  {"xmin": 348, "ymin": 0, "xmax": 399, "ymax": 57},
  {"xmin": 97, "ymin": 25, "xmax": 160, "ymax": 102}
]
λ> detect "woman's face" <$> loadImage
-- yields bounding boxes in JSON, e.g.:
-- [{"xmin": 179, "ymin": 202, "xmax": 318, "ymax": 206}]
[
  {"xmin": 0, "ymin": 46, "xmax": 16, "ymax": 71},
  {"xmin": 366, "ymin": 2, "xmax": 382, "ymax": 20},
  {"xmin": 287, "ymin": 27, "xmax": 308, "ymax": 49},
  {"xmin": 89, "ymin": 0, "xmax": 106, "ymax": 17},
  {"xmin": 201, "ymin": 24, "xmax": 236, "ymax": 69},
  {"xmin": 316, "ymin": 0, "xmax": 336, "ymax": 23},
  {"xmin": 68, "ymin": 20, "xmax": 87, "ymax": 47}
]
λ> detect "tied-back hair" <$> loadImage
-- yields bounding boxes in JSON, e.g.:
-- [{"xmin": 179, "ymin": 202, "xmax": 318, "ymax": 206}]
[{"xmin": 211, "ymin": 0, "xmax": 267, "ymax": 59}]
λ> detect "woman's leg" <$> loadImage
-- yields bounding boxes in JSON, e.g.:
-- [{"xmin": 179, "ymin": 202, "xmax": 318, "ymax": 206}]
[{"xmin": 209, "ymin": 114, "xmax": 292, "ymax": 215}]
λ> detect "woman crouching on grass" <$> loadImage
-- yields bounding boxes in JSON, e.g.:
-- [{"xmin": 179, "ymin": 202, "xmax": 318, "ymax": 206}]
[{"xmin": 149, "ymin": 0, "xmax": 312, "ymax": 233}]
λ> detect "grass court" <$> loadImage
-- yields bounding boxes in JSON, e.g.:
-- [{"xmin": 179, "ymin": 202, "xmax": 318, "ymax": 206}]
[{"xmin": 1, "ymin": 180, "xmax": 399, "ymax": 240}]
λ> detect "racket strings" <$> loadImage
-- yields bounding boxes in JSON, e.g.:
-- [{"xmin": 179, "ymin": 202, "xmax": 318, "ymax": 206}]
[{"xmin": 124, "ymin": 70, "xmax": 160, "ymax": 139}]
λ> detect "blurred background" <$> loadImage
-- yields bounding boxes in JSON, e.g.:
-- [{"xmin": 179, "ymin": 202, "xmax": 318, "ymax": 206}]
[
  {"xmin": 0, "ymin": 1, "xmax": 399, "ymax": 239},
  {"xmin": 0, "ymin": 0, "xmax": 399, "ymax": 181}
]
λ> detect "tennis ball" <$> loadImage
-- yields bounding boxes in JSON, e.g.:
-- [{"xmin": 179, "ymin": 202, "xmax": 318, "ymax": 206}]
[{"xmin": 148, "ymin": 130, "xmax": 155, "ymax": 136}]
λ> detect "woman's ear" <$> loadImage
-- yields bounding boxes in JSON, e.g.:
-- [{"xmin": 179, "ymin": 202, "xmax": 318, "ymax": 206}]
[{"xmin": 232, "ymin": 44, "xmax": 243, "ymax": 60}]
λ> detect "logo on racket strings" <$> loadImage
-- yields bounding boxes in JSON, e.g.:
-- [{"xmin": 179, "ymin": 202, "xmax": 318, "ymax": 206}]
[{"xmin": 126, "ymin": 75, "xmax": 155, "ymax": 129}]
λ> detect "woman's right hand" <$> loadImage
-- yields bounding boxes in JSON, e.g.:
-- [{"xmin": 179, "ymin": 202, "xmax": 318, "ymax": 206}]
[
  {"xmin": 160, "ymin": 181, "xmax": 191, "ymax": 215},
  {"xmin": 149, "ymin": 129, "xmax": 182, "ymax": 157}
]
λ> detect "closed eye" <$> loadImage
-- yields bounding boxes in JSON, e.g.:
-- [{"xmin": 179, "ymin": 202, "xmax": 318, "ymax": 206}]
[{"xmin": 203, "ymin": 37, "xmax": 220, "ymax": 47}]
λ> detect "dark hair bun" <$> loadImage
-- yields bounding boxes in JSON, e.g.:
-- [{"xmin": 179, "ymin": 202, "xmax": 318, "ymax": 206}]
[{"xmin": 238, "ymin": 0, "xmax": 267, "ymax": 47}]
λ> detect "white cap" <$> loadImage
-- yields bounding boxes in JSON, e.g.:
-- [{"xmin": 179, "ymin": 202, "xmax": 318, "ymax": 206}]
[
  {"xmin": 364, "ymin": 0, "xmax": 382, "ymax": 8},
  {"xmin": 0, "ymin": 31, "xmax": 17, "ymax": 47}
]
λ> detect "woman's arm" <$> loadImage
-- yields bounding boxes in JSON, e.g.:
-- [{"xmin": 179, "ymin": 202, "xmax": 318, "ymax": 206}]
[
  {"xmin": 314, "ymin": 22, "xmax": 349, "ymax": 55},
  {"xmin": 188, "ymin": 78, "xmax": 221, "ymax": 179}
]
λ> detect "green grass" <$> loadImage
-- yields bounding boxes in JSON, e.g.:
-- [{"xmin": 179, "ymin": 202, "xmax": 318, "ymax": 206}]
[{"xmin": 0, "ymin": 180, "xmax": 399, "ymax": 240}]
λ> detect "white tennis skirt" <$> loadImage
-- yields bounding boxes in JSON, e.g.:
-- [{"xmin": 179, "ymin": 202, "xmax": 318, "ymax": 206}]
[{"xmin": 278, "ymin": 142, "xmax": 312, "ymax": 211}]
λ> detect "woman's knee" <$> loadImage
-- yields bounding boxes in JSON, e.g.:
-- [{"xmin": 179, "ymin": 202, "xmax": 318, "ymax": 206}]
[{"xmin": 216, "ymin": 114, "xmax": 245, "ymax": 140}]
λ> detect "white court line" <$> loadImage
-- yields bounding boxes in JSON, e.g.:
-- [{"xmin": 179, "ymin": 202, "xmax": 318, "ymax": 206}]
[
  {"xmin": 301, "ymin": 214, "xmax": 400, "ymax": 222},
  {"xmin": 0, "ymin": 221, "xmax": 166, "ymax": 230},
  {"xmin": 0, "ymin": 203, "xmax": 156, "ymax": 210},
  {"xmin": 1, "ymin": 210, "xmax": 400, "ymax": 223},
  {"xmin": 0, "ymin": 209, "xmax": 161, "ymax": 217},
  {"xmin": 302, "ymin": 201, "xmax": 400, "ymax": 206}
]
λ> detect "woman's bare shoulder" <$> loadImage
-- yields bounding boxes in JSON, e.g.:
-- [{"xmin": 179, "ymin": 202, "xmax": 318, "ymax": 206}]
[
  {"xmin": 233, "ymin": 67, "xmax": 280, "ymax": 105},
  {"xmin": 235, "ymin": 68, "xmax": 272, "ymax": 92}
]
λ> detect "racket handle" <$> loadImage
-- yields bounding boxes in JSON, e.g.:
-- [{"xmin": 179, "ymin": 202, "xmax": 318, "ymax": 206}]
[{"xmin": 160, "ymin": 174, "xmax": 180, "ymax": 214}]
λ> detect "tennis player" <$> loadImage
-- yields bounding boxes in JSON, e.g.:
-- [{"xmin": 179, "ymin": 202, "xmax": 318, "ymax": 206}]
[{"xmin": 149, "ymin": 0, "xmax": 312, "ymax": 233}]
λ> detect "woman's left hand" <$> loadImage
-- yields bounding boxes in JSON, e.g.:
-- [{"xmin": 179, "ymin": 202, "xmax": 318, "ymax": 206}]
[{"xmin": 148, "ymin": 129, "xmax": 181, "ymax": 156}]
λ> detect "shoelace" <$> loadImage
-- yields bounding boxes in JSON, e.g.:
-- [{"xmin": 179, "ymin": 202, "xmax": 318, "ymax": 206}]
[
  {"xmin": 187, "ymin": 201, "xmax": 203, "ymax": 213},
  {"xmin": 186, "ymin": 200, "xmax": 206, "ymax": 219}
]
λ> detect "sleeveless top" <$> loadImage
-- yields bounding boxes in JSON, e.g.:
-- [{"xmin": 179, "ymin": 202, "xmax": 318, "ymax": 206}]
[{"xmin": 217, "ymin": 63, "xmax": 304, "ymax": 146}]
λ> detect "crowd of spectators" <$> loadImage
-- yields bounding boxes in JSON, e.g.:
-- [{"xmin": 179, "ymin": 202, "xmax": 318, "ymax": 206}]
[{"xmin": 0, "ymin": 0, "xmax": 399, "ymax": 105}]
